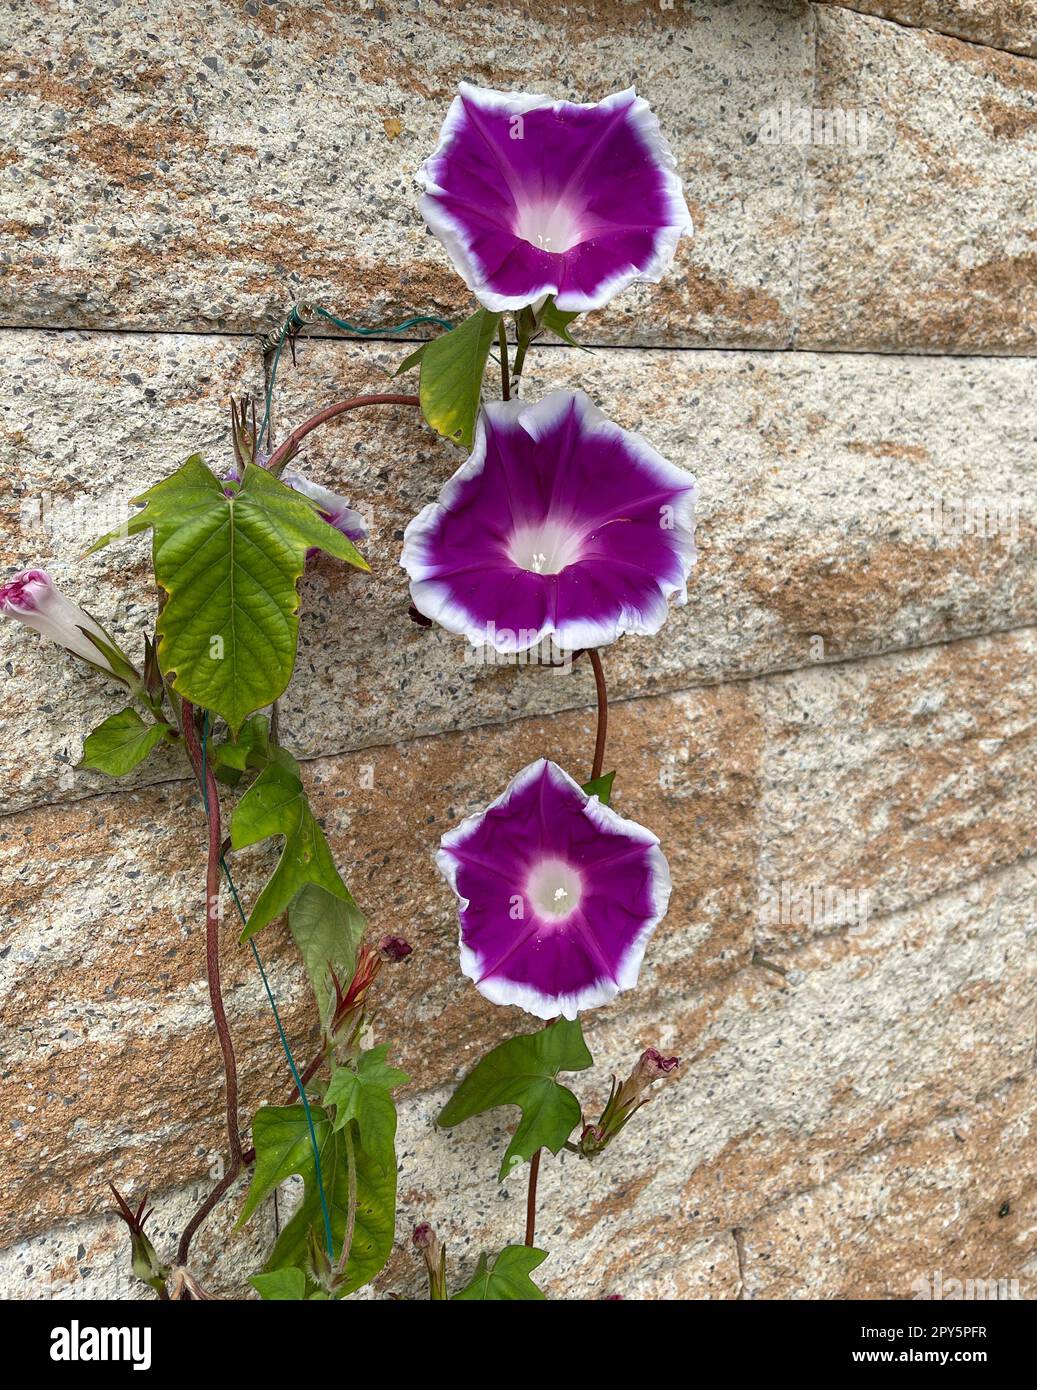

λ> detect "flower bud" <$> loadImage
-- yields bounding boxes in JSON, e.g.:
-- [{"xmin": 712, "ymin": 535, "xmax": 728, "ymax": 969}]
[
  {"xmin": 578, "ymin": 1122, "xmax": 607, "ymax": 1157},
  {"xmin": 230, "ymin": 396, "xmax": 267, "ymax": 474},
  {"xmin": 412, "ymin": 1222, "xmax": 447, "ymax": 1300},
  {"xmin": 142, "ymin": 633, "xmax": 165, "ymax": 706},
  {"xmin": 412, "ymin": 1222, "xmax": 435, "ymax": 1251},
  {"xmin": 1, "ymin": 570, "xmax": 138, "ymax": 685},
  {"xmin": 579, "ymin": 1045, "xmax": 680, "ymax": 1158},
  {"xmin": 329, "ymin": 943, "xmax": 379, "ymax": 1033},
  {"xmin": 109, "ymin": 1184, "xmax": 168, "ymax": 1296},
  {"xmin": 378, "ymin": 935, "xmax": 413, "ymax": 962},
  {"xmin": 634, "ymin": 1048, "xmax": 680, "ymax": 1086}
]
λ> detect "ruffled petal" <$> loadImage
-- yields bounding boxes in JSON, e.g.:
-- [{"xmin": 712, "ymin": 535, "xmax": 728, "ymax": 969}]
[
  {"xmin": 418, "ymin": 84, "xmax": 692, "ymax": 312},
  {"xmin": 401, "ymin": 390, "xmax": 696, "ymax": 653},
  {"xmin": 438, "ymin": 759, "xmax": 671, "ymax": 1020}
]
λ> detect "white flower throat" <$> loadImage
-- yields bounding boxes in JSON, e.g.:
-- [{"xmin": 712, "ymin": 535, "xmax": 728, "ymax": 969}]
[
  {"xmin": 513, "ymin": 199, "xmax": 584, "ymax": 254},
  {"xmin": 527, "ymin": 858, "xmax": 584, "ymax": 923},
  {"xmin": 509, "ymin": 519, "xmax": 584, "ymax": 576}
]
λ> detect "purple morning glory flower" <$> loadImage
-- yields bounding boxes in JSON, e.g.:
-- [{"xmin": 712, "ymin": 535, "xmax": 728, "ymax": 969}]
[
  {"xmin": 437, "ymin": 759, "xmax": 671, "ymax": 1020},
  {"xmin": 417, "ymin": 84, "xmax": 692, "ymax": 312},
  {"xmin": 401, "ymin": 390, "xmax": 696, "ymax": 653}
]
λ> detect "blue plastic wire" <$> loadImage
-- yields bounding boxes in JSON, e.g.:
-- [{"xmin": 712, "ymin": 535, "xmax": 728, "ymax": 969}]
[
  {"xmin": 199, "ymin": 713, "xmax": 335, "ymax": 1262},
  {"xmin": 258, "ymin": 302, "xmax": 453, "ymax": 451}
]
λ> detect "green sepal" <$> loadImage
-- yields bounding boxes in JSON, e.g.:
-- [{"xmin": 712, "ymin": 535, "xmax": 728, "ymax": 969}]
[
  {"xmin": 538, "ymin": 296, "xmax": 586, "ymax": 349},
  {"xmin": 582, "ymin": 770, "xmax": 615, "ymax": 806}
]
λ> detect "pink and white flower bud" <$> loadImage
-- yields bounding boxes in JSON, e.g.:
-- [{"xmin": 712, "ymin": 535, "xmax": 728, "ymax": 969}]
[
  {"xmin": 0, "ymin": 569, "xmax": 127, "ymax": 678},
  {"xmin": 282, "ymin": 472, "xmax": 368, "ymax": 544},
  {"xmin": 412, "ymin": 1222, "xmax": 447, "ymax": 1300}
]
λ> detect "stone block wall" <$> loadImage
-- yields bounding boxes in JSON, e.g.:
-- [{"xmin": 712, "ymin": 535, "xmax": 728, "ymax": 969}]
[{"xmin": 1, "ymin": 0, "xmax": 1035, "ymax": 1299}]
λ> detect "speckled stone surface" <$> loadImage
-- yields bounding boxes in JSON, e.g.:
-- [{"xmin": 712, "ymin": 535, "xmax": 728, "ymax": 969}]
[
  {"xmin": 3, "ymin": 0, "xmax": 1037, "ymax": 1304},
  {"xmin": 815, "ymin": 0, "xmax": 1037, "ymax": 56},
  {"xmin": 6, "ymin": 332, "xmax": 1035, "ymax": 814},
  {"xmin": 380, "ymin": 860, "xmax": 1037, "ymax": 1296},
  {"xmin": 0, "ymin": 0, "xmax": 812, "ymax": 348},
  {"xmin": 0, "ymin": 329, "xmax": 263, "ymax": 813},
  {"xmin": 274, "ymin": 338, "xmax": 1037, "ymax": 769},
  {"xmin": 0, "ymin": 1175, "xmax": 276, "ymax": 1300},
  {"xmin": 798, "ymin": 8, "xmax": 1037, "ymax": 352},
  {"xmin": 741, "ymin": 1075, "xmax": 1037, "ymax": 1299},
  {"xmin": 758, "ymin": 629, "xmax": 1037, "ymax": 940},
  {"xmin": 3, "ymin": 636, "xmax": 1035, "ymax": 1266},
  {"xmin": 6, "ymin": 854, "xmax": 1032, "ymax": 1298}
]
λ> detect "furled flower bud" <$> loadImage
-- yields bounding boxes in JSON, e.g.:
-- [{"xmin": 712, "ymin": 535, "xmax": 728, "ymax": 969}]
[
  {"xmin": 0, "ymin": 569, "xmax": 137, "ymax": 684},
  {"xmin": 230, "ymin": 396, "xmax": 265, "ymax": 474},
  {"xmin": 329, "ymin": 936, "xmax": 414, "ymax": 1036},
  {"xmin": 412, "ymin": 1222, "xmax": 448, "ymax": 1300},
  {"xmin": 634, "ymin": 1048, "xmax": 680, "ymax": 1086},
  {"xmin": 109, "ymin": 1184, "xmax": 169, "ymax": 1296},
  {"xmin": 579, "ymin": 1122, "xmax": 607, "ymax": 1157},
  {"xmin": 141, "ymin": 633, "xmax": 165, "ymax": 706},
  {"xmin": 328, "ymin": 943, "xmax": 381, "ymax": 1036},
  {"xmin": 412, "ymin": 1222, "xmax": 435, "ymax": 1251},
  {"xmin": 579, "ymin": 1045, "xmax": 680, "ymax": 1158}
]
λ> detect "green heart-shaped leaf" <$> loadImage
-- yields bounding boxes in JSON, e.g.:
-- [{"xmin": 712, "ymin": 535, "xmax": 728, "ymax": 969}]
[
  {"xmin": 438, "ymin": 1018, "xmax": 592, "ymax": 1180},
  {"xmin": 241, "ymin": 1104, "xmax": 396, "ymax": 1298},
  {"xmin": 452, "ymin": 1246, "xmax": 548, "ymax": 1301},
  {"xmin": 88, "ymin": 456, "xmax": 367, "ymax": 733},
  {"xmin": 325, "ymin": 1045, "xmax": 409, "ymax": 1168},
  {"xmin": 77, "ymin": 707, "xmax": 171, "ymax": 776},
  {"xmin": 414, "ymin": 308, "xmax": 500, "ymax": 448},
  {"xmin": 230, "ymin": 751, "xmax": 354, "ymax": 941},
  {"xmin": 288, "ymin": 883, "xmax": 366, "ymax": 1029}
]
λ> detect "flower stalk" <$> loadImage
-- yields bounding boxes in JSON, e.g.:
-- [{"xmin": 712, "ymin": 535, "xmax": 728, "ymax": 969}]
[{"xmin": 265, "ymin": 394, "xmax": 420, "ymax": 477}]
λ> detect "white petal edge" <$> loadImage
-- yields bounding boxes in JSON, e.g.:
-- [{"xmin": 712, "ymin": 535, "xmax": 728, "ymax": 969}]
[
  {"xmin": 401, "ymin": 389, "xmax": 697, "ymax": 653},
  {"xmin": 417, "ymin": 84, "xmax": 693, "ymax": 313},
  {"xmin": 438, "ymin": 758, "xmax": 672, "ymax": 1021}
]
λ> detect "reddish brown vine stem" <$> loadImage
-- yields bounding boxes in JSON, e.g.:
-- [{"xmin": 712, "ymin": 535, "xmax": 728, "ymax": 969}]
[
  {"xmin": 525, "ymin": 648, "xmax": 609, "ymax": 1248},
  {"xmin": 588, "ymin": 648, "xmax": 608, "ymax": 784},
  {"xmin": 524, "ymin": 1149, "xmax": 542, "ymax": 1247},
  {"xmin": 177, "ymin": 699, "xmax": 243, "ymax": 1266},
  {"xmin": 265, "ymin": 393, "xmax": 420, "ymax": 475},
  {"xmin": 172, "ymin": 395, "xmax": 425, "ymax": 1276}
]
